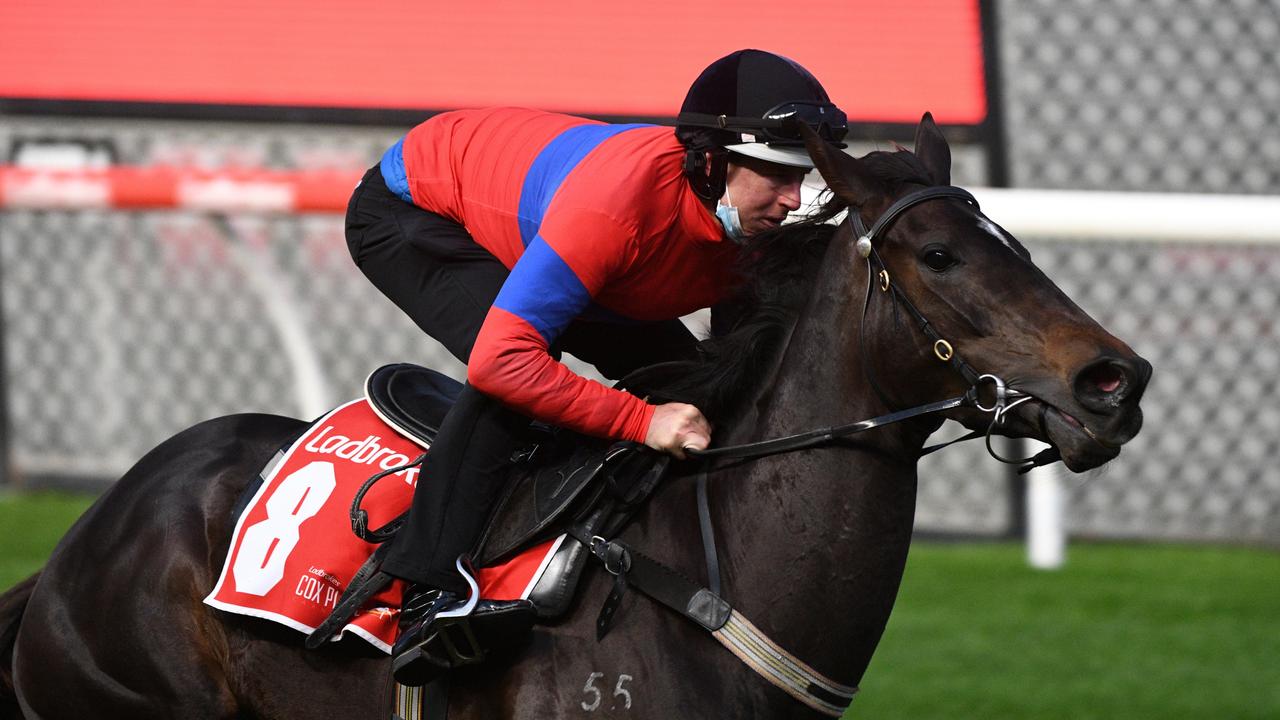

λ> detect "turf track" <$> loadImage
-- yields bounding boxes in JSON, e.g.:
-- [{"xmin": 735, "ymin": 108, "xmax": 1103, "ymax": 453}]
[{"xmin": 2, "ymin": 491, "xmax": 1276, "ymax": 719}]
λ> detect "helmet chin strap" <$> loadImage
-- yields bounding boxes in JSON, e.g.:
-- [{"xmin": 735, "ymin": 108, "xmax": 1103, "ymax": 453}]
[{"xmin": 684, "ymin": 149, "xmax": 729, "ymax": 201}]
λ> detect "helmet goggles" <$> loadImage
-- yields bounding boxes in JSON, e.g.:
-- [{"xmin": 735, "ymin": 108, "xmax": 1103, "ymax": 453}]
[{"xmin": 678, "ymin": 101, "xmax": 848, "ymax": 147}]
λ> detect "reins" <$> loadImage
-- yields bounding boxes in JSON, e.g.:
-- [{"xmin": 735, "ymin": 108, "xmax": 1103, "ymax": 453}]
[{"xmin": 685, "ymin": 393, "xmax": 971, "ymax": 460}]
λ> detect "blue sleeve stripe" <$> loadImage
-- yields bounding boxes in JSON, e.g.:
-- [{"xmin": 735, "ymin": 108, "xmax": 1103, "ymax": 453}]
[
  {"xmin": 493, "ymin": 236, "xmax": 592, "ymax": 343},
  {"xmin": 379, "ymin": 137, "xmax": 413, "ymax": 203},
  {"xmin": 516, "ymin": 123, "xmax": 651, "ymax": 247}
]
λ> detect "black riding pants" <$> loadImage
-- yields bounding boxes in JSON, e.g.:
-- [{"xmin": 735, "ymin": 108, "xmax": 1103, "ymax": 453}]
[{"xmin": 345, "ymin": 165, "xmax": 698, "ymax": 592}]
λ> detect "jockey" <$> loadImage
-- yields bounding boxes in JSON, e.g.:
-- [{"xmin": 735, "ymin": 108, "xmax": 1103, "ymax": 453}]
[{"xmin": 344, "ymin": 48, "xmax": 847, "ymax": 685}]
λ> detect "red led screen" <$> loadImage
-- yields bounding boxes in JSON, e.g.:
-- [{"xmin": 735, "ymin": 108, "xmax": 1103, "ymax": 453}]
[{"xmin": 1, "ymin": 1, "xmax": 986, "ymax": 124}]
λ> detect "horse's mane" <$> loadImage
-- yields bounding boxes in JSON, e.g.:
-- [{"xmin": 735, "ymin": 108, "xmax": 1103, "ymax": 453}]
[
  {"xmin": 622, "ymin": 197, "xmax": 842, "ymax": 425},
  {"xmin": 624, "ymin": 149, "xmax": 932, "ymax": 425}
]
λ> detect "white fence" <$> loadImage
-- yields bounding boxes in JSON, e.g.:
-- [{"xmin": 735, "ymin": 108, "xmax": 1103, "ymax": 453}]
[{"xmin": 1, "ymin": 180, "xmax": 1277, "ymax": 547}]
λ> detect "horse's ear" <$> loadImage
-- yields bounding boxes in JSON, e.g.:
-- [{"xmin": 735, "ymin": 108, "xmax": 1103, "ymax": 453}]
[
  {"xmin": 799, "ymin": 122, "xmax": 879, "ymax": 206},
  {"xmin": 913, "ymin": 112, "xmax": 951, "ymax": 186}
]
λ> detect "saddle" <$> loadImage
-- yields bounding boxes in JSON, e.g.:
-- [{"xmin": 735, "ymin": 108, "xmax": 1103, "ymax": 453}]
[
  {"xmin": 308, "ymin": 363, "xmax": 669, "ymax": 648},
  {"xmin": 369, "ymin": 363, "xmax": 669, "ymax": 615}
]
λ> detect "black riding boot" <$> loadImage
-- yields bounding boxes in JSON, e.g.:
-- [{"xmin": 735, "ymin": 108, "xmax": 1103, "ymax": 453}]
[
  {"xmin": 390, "ymin": 557, "xmax": 536, "ymax": 686},
  {"xmin": 381, "ymin": 385, "xmax": 535, "ymax": 685}
]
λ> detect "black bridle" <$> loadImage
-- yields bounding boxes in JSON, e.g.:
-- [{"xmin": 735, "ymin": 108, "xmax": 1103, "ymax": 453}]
[{"xmin": 687, "ymin": 185, "xmax": 1058, "ymax": 471}]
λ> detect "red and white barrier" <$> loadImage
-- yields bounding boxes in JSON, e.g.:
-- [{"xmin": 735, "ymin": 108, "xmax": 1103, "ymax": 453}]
[
  {"xmin": 7, "ymin": 166, "xmax": 1277, "ymax": 245},
  {"xmin": 0, "ymin": 166, "xmax": 364, "ymax": 213}
]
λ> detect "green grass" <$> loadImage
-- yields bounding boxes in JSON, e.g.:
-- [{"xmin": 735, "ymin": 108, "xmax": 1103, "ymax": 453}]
[
  {"xmin": 2, "ymin": 492, "xmax": 1277, "ymax": 718},
  {"xmin": 0, "ymin": 490, "xmax": 97, "ymax": 590},
  {"xmin": 850, "ymin": 542, "xmax": 1280, "ymax": 719}
]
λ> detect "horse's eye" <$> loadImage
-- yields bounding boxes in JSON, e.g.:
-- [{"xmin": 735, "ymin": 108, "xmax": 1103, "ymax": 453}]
[{"xmin": 922, "ymin": 247, "xmax": 957, "ymax": 272}]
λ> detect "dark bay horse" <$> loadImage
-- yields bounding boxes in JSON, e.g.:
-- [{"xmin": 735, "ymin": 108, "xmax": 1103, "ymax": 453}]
[{"xmin": 1, "ymin": 115, "xmax": 1149, "ymax": 719}]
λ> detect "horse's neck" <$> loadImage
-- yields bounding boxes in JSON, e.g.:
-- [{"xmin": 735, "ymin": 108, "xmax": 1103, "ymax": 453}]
[
  {"xmin": 711, "ymin": 237, "xmax": 927, "ymax": 688},
  {"xmin": 751, "ymin": 234, "xmax": 932, "ymax": 452}
]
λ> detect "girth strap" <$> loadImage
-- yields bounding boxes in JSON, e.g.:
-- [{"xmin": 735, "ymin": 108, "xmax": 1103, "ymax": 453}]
[
  {"xmin": 393, "ymin": 677, "xmax": 449, "ymax": 720},
  {"xmin": 579, "ymin": 534, "xmax": 857, "ymax": 717},
  {"xmin": 575, "ymin": 533, "xmax": 731, "ymax": 636},
  {"xmin": 713, "ymin": 611, "xmax": 858, "ymax": 716}
]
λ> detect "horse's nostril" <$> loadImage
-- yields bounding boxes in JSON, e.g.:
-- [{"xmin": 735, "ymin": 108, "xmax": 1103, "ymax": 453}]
[
  {"xmin": 1074, "ymin": 355, "xmax": 1152, "ymax": 412},
  {"xmin": 1083, "ymin": 362, "xmax": 1125, "ymax": 394},
  {"xmin": 1074, "ymin": 357, "xmax": 1144, "ymax": 412}
]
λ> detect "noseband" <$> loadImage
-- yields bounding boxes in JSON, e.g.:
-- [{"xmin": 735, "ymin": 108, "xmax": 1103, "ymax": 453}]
[{"xmin": 689, "ymin": 185, "xmax": 1054, "ymax": 470}]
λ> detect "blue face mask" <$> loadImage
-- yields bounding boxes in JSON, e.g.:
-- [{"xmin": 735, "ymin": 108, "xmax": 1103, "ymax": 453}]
[{"xmin": 715, "ymin": 189, "xmax": 744, "ymax": 241}]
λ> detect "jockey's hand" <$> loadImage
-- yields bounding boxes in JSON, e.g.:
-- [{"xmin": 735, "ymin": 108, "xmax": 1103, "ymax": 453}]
[{"xmin": 644, "ymin": 403, "xmax": 712, "ymax": 460}]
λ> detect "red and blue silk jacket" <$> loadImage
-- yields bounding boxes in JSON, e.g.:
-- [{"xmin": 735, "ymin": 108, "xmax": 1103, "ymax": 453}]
[{"xmin": 380, "ymin": 107, "xmax": 739, "ymax": 443}]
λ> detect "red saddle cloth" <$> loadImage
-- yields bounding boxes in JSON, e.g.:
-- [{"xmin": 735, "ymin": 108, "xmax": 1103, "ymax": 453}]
[{"xmin": 204, "ymin": 399, "xmax": 560, "ymax": 653}]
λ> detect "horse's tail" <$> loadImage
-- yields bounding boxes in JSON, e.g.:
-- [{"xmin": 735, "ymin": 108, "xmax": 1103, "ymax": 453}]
[{"xmin": 0, "ymin": 572, "xmax": 39, "ymax": 719}]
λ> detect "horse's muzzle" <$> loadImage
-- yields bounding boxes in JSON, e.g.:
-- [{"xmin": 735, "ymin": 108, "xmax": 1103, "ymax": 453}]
[{"xmin": 1042, "ymin": 353, "xmax": 1152, "ymax": 471}]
